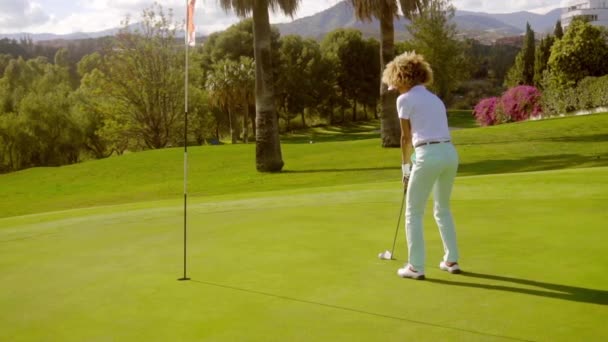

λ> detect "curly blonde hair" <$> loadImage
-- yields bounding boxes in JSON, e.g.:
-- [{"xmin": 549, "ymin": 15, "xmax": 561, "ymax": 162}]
[{"xmin": 382, "ymin": 51, "xmax": 433, "ymax": 90}]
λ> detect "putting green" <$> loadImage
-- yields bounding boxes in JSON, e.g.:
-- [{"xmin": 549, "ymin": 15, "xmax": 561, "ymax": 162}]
[{"xmin": 1, "ymin": 167, "xmax": 606, "ymax": 341}]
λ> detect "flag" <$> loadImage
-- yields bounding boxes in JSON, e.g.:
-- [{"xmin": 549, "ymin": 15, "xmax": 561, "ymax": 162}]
[{"xmin": 186, "ymin": 0, "xmax": 197, "ymax": 47}]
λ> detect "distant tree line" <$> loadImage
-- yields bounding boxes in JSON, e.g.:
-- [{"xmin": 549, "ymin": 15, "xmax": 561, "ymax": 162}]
[
  {"xmin": 502, "ymin": 18, "xmax": 608, "ymax": 115},
  {"xmin": 0, "ymin": 1, "xmax": 524, "ymax": 173},
  {"xmin": 473, "ymin": 18, "xmax": 608, "ymax": 125}
]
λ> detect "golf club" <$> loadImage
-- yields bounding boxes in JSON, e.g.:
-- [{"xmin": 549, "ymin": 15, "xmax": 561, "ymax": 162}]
[{"xmin": 378, "ymin": 187, "xmax": 407, "ymax": 260}]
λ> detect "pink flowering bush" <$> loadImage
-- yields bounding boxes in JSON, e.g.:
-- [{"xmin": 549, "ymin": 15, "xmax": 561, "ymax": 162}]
[
  {"xmin": 473, "ymin": 86, "xmax": 543, "ymax": 126},
  {"xmin": 500, "ymin": 86, "xmax": 543, "ymax": 122},
  {"xmin": 473, "ymin": 97, "xmax": 500, "ymax": 126}
]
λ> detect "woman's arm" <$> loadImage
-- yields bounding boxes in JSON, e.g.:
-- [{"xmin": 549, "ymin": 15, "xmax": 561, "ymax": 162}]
[{"xmin": 400, "ymin": 118, "xmax": 413, "ymax": 184}]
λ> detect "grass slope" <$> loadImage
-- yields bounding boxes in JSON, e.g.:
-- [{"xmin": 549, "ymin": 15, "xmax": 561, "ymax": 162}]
[
  {"xmin": 0, "ymin": 114, "xmax": 606, "ymax": 218},
  {"xmin": 0, "ymin": 168, "xmax": 606, "ymax": 341}
]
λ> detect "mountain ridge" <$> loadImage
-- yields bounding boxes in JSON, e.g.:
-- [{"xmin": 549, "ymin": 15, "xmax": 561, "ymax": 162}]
[{"xmin": 0, "ymin": 1, "xmax": 562, "ymax": 44}]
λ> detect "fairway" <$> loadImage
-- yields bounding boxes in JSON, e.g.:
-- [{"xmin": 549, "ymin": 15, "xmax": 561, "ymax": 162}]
[{"xmin": 1, "ymin": 167, "xmax": 607, "ymax": 341}]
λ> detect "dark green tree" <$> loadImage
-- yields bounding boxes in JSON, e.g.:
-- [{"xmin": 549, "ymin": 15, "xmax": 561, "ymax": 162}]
[
  {"xmin": 505, "ymin": 22, "xmax": 536, "ymax": 87},
  {"xmin": 349, "ymin": 0, "xmax": 430, "ymax": 147},
  {"xmin": 554, "ymin": 20, "xmax": 564, "ymax": 39},
  {"xmin": 534, "ymin": 35, "xmax": 555, "ymax": 87},
  {"xmin": 320, "ymin": 29, "xmax": 369, "ymax": 123},
  {"xmin": 407, "ymin": 0, "xmax": 468, "ymax": 102},
  {"xmin": 277, "ymin": 35, "xmax": 329, "ymax": 129},
  {"xmin": 548, "ymin": 19, "xmax": 608, "ymax": 86}
]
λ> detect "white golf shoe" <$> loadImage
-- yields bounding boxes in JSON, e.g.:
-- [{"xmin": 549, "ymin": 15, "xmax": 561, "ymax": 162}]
[
  {"xmin": 439, "ymin": 261, "xmax": 461, "ymax": 274},
  {"xmin": 397, "ymin": 265, "xmax": 425, "ymax": 280}
]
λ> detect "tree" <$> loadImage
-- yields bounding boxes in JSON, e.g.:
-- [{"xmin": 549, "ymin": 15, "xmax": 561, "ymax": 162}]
[
  {"xmin": 218, "ymin": 0, "xmax": 301, "ymax": 172},
  {"xmin": 93, "ymin": 4, "xmax": 184, "ymax": 149},
  {"xmin": 0, "ymin": 54, "xmax": 82, "ymax": 171},
  {"xmin": 554, "ymin": 20, "xmax": 564, "ymax": 39},
  {"xmin": 522, "ymin": 23, "xmax": 536, "ymax": 85},
  {"xmin": 548, "ymin": 19, "xmax": 608, "ymax": 86},
  {"xmin": 72, "ymin": 66, "xmax": 120, "ymax": 158},
  {"xmin": 349, "ymin": 0, "xmax": 429, "ymax": 147},
  {"xmin": 358, "ymin": 38, "xmax": 381, "ymax": 119},
  {"xmin": 505, "ymin": 22, "xmax": 535, "ymax": 87},
  {"xmin": 533, "ymin": 35, "xmax": 555, "ymax": 88},
  {"xmin": 321, "ymin": 29, "xmax": 370, "ymax": 123},
  {"xmin": 206, "ymin": 57, "xmax": 255, "ymax": 143},
  {"xmin": 277, "ymin": 35, "xmax": 325, "ymax": 129},
  {"xmin": 0, "ymin": 54, "xmax": 12, "ymax": 77},
  {"xmin": 407, "ymin": 0, "xmax": 468, "ymax": 103},
  {"xmin": 203, "ymin": 19, "xmax": 255, "ymax": 64}
]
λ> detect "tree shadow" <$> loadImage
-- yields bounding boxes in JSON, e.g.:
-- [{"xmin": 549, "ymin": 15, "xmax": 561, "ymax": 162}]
[
  {"xmin": 426, "ymin": 272, "xmax": 608, "ymax": 305},
  {"xmin": 282, "ymin": 166, "xmax": 396, "ymax": 174},
  {"xmin": 282, "ymin": 131, "xmax": 379, "ymax": 144},
  {"xmin": 458, "ymin": 153, "xmax": 607, "ymax": 175},
  {"xmin": 456, "ymin": 133, "xmax": 608, "ymax": 146},
  {"xmin": 281, "ymin": 122, "xmax": 381, "ymax": 144},
  {"xmin": 541, "ymin": 133, "xmax": 608, "ymax": 143}
]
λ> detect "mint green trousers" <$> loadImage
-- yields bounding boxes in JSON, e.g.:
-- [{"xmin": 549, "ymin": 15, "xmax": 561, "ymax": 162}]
[{"xmin": 405, "ymin": 142, "xmax": 459, "ymax": 273}]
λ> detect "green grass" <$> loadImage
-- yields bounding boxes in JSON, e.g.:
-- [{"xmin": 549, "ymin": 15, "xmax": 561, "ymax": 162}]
[
  {"xmin": 0, "ymin": 114, "xmax": 607, "ymax": 341},
  {"xmin": 0, "ymin": 168, "xmax": 606, "ymax": 341},
  {"xmin": 1, "ymin": 114, "xmax": 606, "ymax": 218}
]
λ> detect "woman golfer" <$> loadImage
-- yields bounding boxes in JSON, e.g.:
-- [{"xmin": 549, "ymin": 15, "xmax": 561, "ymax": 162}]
[{"xmin": 382, "ymin": 51, "xmax": 461, "ymax": 280}]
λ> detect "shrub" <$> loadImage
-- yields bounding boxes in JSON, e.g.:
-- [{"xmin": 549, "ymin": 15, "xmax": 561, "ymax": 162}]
[
  {"xmin": 576, "ymin": 75, "xmax": 608, "ymax": 110},
  {"xmin": 541, "ymin": 73, "xmax": 608, "ymax": 116},
  {"xmin": 473, "ymin": 86, "xmax": 543, "ymax": 126},
  {"xmin": 473, "ymin": 97, "xmax": 500, "ymax": 126},
  {"xmin": 499, "ymin": 85, "xmax": 543, "ymax": 122}
]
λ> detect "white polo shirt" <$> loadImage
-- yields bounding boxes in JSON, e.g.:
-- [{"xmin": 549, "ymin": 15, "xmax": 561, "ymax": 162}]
[{"xmin": 396, "ymin": 85, "xmax": 451, "ymax": 147}]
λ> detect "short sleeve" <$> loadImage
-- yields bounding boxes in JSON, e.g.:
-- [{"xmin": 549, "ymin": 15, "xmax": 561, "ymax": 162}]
[{"xmin": 396, "ymin": 94, "xmax": 413, "ymax": 120}]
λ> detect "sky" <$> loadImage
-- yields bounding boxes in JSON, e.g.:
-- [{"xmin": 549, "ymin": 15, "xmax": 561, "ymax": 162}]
[{"xmin": 0, "ymin": 0, "xmax": 567, "ymax": 35}]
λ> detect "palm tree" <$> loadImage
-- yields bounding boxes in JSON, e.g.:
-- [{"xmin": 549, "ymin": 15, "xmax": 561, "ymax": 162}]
[
  {"xmin": 218, "ymin": 0, "xmax": 300, "ymax": 172},
  {"xmin": 206, "ymin": 60, "xmax": 238, "ymax": 144},
  {"xmin": 349, "ymin": 0, "xmax": 429, "ymax": 147},
  {"xmin": 206, "ymin": 57, "xmax": 255, "ymax": 144}
]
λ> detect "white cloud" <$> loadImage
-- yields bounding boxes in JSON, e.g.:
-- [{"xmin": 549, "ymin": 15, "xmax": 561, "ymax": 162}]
[
  {"xmin": 453, "ymin": 0, "xmax": 562, "ymax": 13},
  {"xmin": 0, "ymin": 0, "xmax": 51, "ymax": 31},
  {"xmin": 1, "ymin": 0, "xmax": 565, "ymax": 35}
]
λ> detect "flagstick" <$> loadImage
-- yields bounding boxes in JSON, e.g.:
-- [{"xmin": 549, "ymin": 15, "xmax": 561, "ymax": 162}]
[{"xmin": 179, "ymin": 0, "xmax": 191, "ymax": 282}]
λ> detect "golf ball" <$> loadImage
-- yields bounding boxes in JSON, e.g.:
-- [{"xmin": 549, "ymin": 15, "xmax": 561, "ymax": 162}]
[{"xmin": 378, "ymin": 251, "xmax": 392, "ymax": 260}]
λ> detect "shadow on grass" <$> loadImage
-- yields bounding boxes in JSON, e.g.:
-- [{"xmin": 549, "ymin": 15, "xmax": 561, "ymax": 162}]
[
  {"xmin": 282, "ymin": 132, "xmax": 379, "ymax": 144},
  {"xmin": 281, "ymin": 121, "xmax": 381, "ymax": 144},
  {"xmin": 458, "ymin": 153, "xmax": 607, "ymax": 176},
  {"xmin": 283, "ymin": 166, "xmax": 396, "ymax": 174},
  {"xmin": 282, "ymin": 155, "xmax": 606, "ymax": 176},
  {"xmin": 189, "ymin": 279, "xmax": 532, "ymax": 342},
  {"xmin": 426, "ymin": 272, "xmax": 608, "ymax": 305},
  {"xmin": 544, "ymin": 133, "xmax": 608, "ymax": 143},
  {"xmin": 457, "ymin": 133, "xmax": 608, "ymax": 146}
]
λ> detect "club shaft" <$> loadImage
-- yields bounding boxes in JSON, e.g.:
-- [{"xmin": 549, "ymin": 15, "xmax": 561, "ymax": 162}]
[{"xmin": 390, "ymin": 189, "xmax": 407, "ymax": 256}]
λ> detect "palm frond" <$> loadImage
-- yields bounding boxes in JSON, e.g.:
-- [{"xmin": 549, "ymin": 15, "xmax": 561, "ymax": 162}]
[
  {"xmin": 217, "ymin": 0, "xmax": 301, "ymax": 18},
  {"xmin": 349, "ymin": 0, "xmax": 399, "ymax": 21},
  {"xmin": 400, "ymin": 0, "xmax": 430, "ymax": 20}
]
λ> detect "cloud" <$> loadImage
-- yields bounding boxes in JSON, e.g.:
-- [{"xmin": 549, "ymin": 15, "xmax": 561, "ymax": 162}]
[
  {"xmin": 452, "ymin": 0, "xmax": 562, "ymax": 13},
  {"xmin": 1, "ymin": 0, "xmax": 564, "ymax": 35},
  {"xmin": 0, "ymin": 1, "xmax": 51, "ymax": 31}
]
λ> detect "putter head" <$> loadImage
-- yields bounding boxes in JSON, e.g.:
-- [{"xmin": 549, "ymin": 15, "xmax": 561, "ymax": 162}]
[{"xmin": 378, "ymin": 250, "xmax": 393, "ymax": 260}]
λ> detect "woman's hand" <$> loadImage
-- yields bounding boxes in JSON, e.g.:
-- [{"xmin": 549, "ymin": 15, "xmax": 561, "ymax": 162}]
[{"xmin": 402, "ymin": 163, "xmax": 411, "ymax": 189}]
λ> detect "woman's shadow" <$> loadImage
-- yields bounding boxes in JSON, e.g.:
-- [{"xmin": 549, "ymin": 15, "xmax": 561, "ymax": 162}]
[{"xmin": 426, "ymin": 272, "xmax": 608, "ymax": 305}]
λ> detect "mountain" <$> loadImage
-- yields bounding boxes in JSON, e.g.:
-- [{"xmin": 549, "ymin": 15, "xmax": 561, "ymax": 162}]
[
  {"xmin": 456, "ymin": 8, "xmax": 563, "ymax": 34},
  {"xmin": 0, "ymin": 27, "xmax": 122, "ymax": 42},
  {"xmin": 274, "ymin": 1, "xmax": 562, "ymax": 42},
  {"xmin": 0, "ymin": 1, "xmax": 562, "ymax": 44}
]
